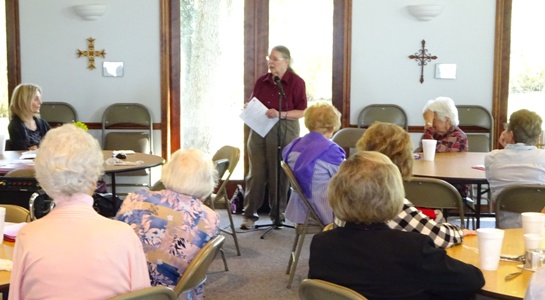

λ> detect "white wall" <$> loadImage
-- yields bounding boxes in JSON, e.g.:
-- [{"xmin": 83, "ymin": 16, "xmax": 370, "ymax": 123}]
[
  {"xmin": 351, "ymin": 0, "xmax": 496, "ymax": 143},
  {"xmin": 18, "ymin": 0, "xmax": 497, "ymax": 151},
  {"xmin": 18, "ymin": 0, "xmax": 160, "ymax": 152}
]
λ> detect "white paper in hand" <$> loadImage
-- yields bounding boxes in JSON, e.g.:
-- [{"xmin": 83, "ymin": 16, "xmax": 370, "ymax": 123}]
[{"xmin": 240, "ymin": 97, "xmax": 279, "ymax": 138}]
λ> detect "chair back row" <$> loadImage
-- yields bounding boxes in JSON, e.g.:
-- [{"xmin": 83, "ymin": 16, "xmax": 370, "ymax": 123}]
[{"xmin": 354, "ymin": 104, "xmax": 493, "ymax": 152}]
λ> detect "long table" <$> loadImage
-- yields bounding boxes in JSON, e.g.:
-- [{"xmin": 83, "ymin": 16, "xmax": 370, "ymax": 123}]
[
  {"xmin": 0, "ymin": 150, "xmax": 165, "ymax": 197},
  {"xmin": 446, "ymin": 228, "xmax": 534, "ymax": 299},
  {"xmin": 0, "ymin": 242, "xmax": 14, "ymax": 300},
  {"xmin": 412, "ymin": 152, "xmax": 488, "ymax": 228}
]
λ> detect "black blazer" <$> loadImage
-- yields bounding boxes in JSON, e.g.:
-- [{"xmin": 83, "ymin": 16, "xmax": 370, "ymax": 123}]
[
  {"xmin": 309, "ymin": 223, "xmax": 484, "ymax": 300},
  {"xmin": 8, "ymin": 115, "xmax": 51, "ymax": 150}
]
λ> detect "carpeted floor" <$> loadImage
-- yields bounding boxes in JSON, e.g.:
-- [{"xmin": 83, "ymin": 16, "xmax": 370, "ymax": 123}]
[{"xmin": 205, "ymin": 212, "xmax": 306, "ymax": 300}]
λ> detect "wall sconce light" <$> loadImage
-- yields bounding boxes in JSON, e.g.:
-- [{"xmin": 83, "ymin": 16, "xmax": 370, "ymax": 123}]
[
  {"xmin": 407, "ymin": 4, "xmax": 443, "ymax": 22},
  {"xmin": 73, "ymin": 4, "xmax": 107, "ymax": 21}
]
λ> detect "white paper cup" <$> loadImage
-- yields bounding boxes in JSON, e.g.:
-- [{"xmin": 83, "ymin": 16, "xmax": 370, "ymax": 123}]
[
  {"xmin": 0, "ymin": 135, "xmax": 5, "ymax": 155},
  {"xmin": 524, "ymin": 233, "xmax": 544, "ymax": 251},
  {"xmin": 422, "ymin": 139, "xmax": 437, "ymax": 161},
  {"xmin": 0, "ymin": 207, "xmax": 5, "ymax": 245},
  {"xmin": 522, "ymin": 212, "xmax": 545, "ymax": 235},
  {"xmin": 477, "ymin": 228, "xmax": 504, "ymax": 271}
]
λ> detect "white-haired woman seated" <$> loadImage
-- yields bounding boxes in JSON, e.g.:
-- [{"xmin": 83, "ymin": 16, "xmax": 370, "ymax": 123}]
[
  {"xmin": 9, "ymin": 124, "xmax": 150, "ymax": 300},
  {"xmin": 116, "ymin": 149, "xmax": 220, "ymax": 299},
  {"xmin": 417, "ymin": 96, "xmax": 467, "ymax": 152},
  {"xmin": 308, "ymin": 151, "xmax": 484, "ymax": 300}
]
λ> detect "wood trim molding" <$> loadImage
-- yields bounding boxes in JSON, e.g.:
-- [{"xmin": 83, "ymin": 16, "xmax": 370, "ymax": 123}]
[
  {"xmin": 333, "ymin": 0, "xmax": 352, "ymax": 128},
  {"xmin": 492, "ymin": 0, "xmax": 511, "ymax": 150},
  {"xmin": 160, "ymin": 0, "xmax": 181, "ymax": 160},
  {"xmin": 243, "ymin": 0, "xmax": 269, "ymax": 175},
  {"xmin": 6, "ymin": 0, "xmax": 21, "ymax": 98}
]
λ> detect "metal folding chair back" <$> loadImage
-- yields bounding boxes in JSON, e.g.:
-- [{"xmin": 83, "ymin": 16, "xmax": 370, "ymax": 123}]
[
  {"xmin": 331, "ymin": 128, "xmax": 366, "ymax": 156},
  {"xmin": 107, "ymin": 286, "xmax": 176, "ymax": 300},
  {"xmin": 299, "ymin": 279, "xmax": 368, "ymax": 300},
  {"xmin": 40, "ymin": 102, "xmax": 78, "ymax": 127},
  {"xmin": 357, "ymin": 104, "xmax": 408, "ymax": 131},
  {"xmin": 456, "ymin": 105, "xmax": 494, "ymax": 152},
  {"xmin": 496, "ymin": 184, "xmax": 545, "ymax": 227},
  {"xmin": 101, "ymin": 103, "xmax": 153, "ymax": 192},
  {"xmin": 403, "ymin": 177, "xmax": 465, "ymax": 229},
  {"xmin": 173, "ymin": 235, "xmax": 225, "ymax": 297}
]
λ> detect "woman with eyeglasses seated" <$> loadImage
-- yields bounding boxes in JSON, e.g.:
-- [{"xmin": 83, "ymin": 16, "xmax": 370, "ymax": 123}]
[
  {"xmin": 9, "ymin": 124, "xmax": 150, "ymax": 300},
  {"xmin": 485, "ymin": 109, "xmax": 545, "ymax": 228},
  {"xmin": 8, "ymin": 83, "xmax": 51, "ymax": 150},
  {"xmin": 353, "ymin": 122, "xmax": 475, "ymax": 248},
  {"xmin": 116, "ymin": 148, "xmax": 220, "ymax": 299},
  {"xmin": 282, "ymin": 102, "xmax": 345, "ymax": 225},
  {"xmin": 308, "ymin": 151, "xmax": 484, "ymax": 300}
]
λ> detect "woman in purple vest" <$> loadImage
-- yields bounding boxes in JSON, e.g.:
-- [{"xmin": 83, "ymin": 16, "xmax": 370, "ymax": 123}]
[{"xmin": 281, "ymin": 102, "xmax": 345, "ymax": 225}]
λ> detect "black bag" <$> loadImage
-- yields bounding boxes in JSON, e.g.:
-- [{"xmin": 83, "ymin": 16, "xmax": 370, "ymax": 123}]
[
  {"xmin": 93, "ymin": 193, "xmax": 122, "ymax": 218},
  {"xmin": 230, "ymin": 184, "xmax": 244, "ymax": 214}
]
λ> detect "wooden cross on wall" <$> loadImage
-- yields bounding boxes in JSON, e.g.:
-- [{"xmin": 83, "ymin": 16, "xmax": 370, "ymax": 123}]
[
  {"xmin": 408, "ymin": 40, "xmax": 437, "ymax": 84},
  {"xmin": 77, "ymin": 37, "xmax": 106, "ymax": 70}
]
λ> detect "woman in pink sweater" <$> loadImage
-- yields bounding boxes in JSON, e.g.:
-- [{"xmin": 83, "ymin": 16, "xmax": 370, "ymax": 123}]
[{"xmin": 9, "ymin": 124, "xmax": 150, "ymax": 300}]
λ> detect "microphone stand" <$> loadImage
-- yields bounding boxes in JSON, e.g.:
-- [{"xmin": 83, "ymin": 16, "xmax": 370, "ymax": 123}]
[{"xmin": 255, "ymin": 76, "xmax": 294, "ymax": 239}]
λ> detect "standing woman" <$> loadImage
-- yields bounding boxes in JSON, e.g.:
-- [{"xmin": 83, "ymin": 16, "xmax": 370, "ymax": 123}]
[
  {"xmin": 8, "ymin": 83, "xmax": 51, "ymax": 150},
  {"xmin": 241, "ymin": 45, "xmax": 308, "ymax": 229}
]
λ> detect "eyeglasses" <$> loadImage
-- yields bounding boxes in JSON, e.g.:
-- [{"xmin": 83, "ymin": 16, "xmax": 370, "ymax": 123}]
[
  {"xmin": 504, "ymin": 122, "xmax": 510, "ymax": 130},
  {"xmin": 266, "ymin": 55, "xmax": 285, "ymax": 62}
]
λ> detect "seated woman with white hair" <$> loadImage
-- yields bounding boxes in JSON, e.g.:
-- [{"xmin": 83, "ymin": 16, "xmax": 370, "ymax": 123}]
[
  {"xmin": 417, "ymin": 96, "xmax": 468, "ymax": 152},
  {"xmin": 116, "ymin": 148, "xmax": 220, "ymax": 299},
  {"xmin": 308, "ymin": 151, "xmax": 484, "ymax": 299},
  {"xmin": 9, "ymin": 124, "xmax": 150, "ymax": 300}
]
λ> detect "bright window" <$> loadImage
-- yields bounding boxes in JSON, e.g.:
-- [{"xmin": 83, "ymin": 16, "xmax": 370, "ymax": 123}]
[
  {"xmin": 179, "ymin": 0, "xmax": 245, "ymax": 178},
  {"xmin": 508, "ymin": 0, "xmax": 545, "ymax": 134},
  {"xmin": 0, "ymin": 0, "xmax": 9, "ymax": 137}
]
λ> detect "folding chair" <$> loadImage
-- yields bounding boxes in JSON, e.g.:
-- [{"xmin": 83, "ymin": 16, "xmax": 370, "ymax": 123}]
[
  {"xmin": 40, "ymin": 102, "xmax": 78, "ymax": 127},
  {"xmin": 403, "ymin": 177, "xmax": 466, "ymax": 229},
  {"xmin": 107, "ymin": 286, "xmax": 176, "ymax": 300},
  {"xmin": 206, "ymin": 146, "xmax": 241, "ymax": 257},
  {"xmin": 0, "ymin": 204, "xmax": 30, "ymax": 223},
  {"xmin": 173, "ymin": 235, "xmax": 225, "ymax": 298},
  {"xmin": 299, "ymin": 279, "xmax": 368, "ymax": 300},
  {"xmin": 281, "ymin": 161, "xmax": 325, "ymax": 289},
  {"xmin": 495, "ymin": 184, "xmax": 545, "ymax": 228},
  {"xmin": 331, "ymin": 128, "xmax": 366, "ymax": 156},
  {"xmin": 101, "ymin": 103, "xmax": 153, "ymax": 194},
  {"xmin": 357, "ymin": 104, "xmax": 408, "ymax": 131}
]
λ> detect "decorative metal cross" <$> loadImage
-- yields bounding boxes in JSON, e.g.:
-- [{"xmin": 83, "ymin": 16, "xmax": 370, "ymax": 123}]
[
  {"xmin": 77, "ymin": 37, "xmax": 106, "ymax": 70},
  {"xmin": 408, "ymin": 39, "xmax": 437, "ymax": 84}
]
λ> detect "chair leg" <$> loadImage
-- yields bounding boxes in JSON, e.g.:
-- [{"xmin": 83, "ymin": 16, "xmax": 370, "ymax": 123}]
[
  {"xmin": 286, "ymin": 229, "xmax": 300, "ymax": 275},
  {"xmin": 225, "ymin": 203, "xmax": 241, "ymax": 256},
  {"xmin": 287, "ymin": 229, "xmax": 307, "ymax": 289},
  {"xmin": 219, "ymin": 247, "xmax": 229, "ymax": 271}
]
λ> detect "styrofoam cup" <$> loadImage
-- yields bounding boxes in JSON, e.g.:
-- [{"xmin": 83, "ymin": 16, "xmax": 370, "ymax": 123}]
[
  {"xmin": 522, "ymin": 212, "xmax": 545, "ymax": 235},
  {"xmin": 422, "ymin": 139, "xmax": 437, "ymax": 161},
  {"xmin": 0, "ymin": 135, "xmax": 5, "ymax": 155},
  {"xmin": 477, "ymin": 228, "xmax": 504, "ymax": 271},
  {"xmin": 0, "ymin": 207, "xmax": 5, "ymax": 245},
  {"xmin": 524, "ymin": 233, "xmax": 544, "ymax": 251}
]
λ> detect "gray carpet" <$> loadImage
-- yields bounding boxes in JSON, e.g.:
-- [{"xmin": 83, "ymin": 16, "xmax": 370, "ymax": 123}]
[{"xmin": 205, "ymin": 212, "xmax": 306, "ymax": 300}]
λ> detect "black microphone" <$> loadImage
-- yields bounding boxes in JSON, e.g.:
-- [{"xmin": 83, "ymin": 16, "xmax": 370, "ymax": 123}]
[{"xmin": 273, "ymin": 76, "xmax": 286, "ymax": 98}]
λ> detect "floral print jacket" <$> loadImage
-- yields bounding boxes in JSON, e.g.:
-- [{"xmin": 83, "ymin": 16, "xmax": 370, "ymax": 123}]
[{"xmin": 116, "ymin": 189, "xmax": 220, "ymax": 289}]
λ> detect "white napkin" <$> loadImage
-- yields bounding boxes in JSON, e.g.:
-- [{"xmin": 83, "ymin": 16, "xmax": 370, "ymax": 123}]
[
  {"xmin": 0, "ymin": 259, "xmax": 13, "ymax": 271},
  {"xmin": 105, "ymin": 158, "xmax": 144, "ymax": 166}
]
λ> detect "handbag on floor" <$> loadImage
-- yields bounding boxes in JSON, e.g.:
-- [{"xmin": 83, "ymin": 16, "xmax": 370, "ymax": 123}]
[{"xmin": 230, "ymin": 184, "xmax": 244, "ymax": 214}]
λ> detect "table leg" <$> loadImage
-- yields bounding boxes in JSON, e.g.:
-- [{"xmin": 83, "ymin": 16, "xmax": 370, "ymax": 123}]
[
  {"xmin": 111, "ymin": 174, "xmax": 116, "ymax": 199},
  {"xmin": 476, "ymin": 183, "xmax": 482, "ymax": 228}
]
